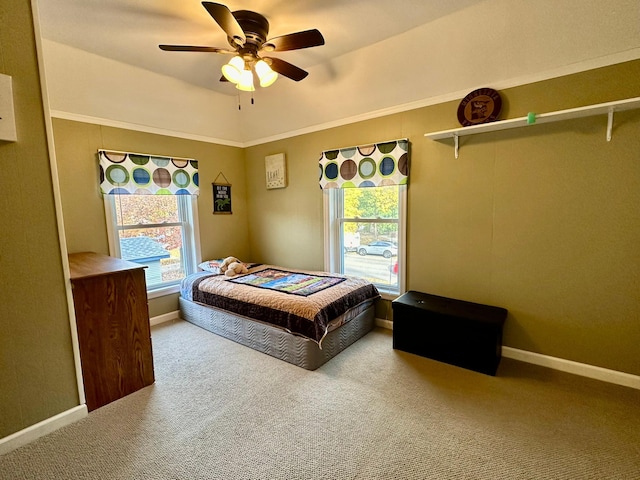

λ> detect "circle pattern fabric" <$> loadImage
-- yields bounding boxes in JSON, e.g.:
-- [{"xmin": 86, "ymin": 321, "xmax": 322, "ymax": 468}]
[
  {"xmin": 173, "ymin": 169, "xmax": 190, "ymax": 188},
  {"xmin": 324, "ymin": 162, "xmax": 339, "ymax": 181},
  {"xmin": 379, "ymin": 156, "xmax": 396, "ymax": 176},
  {"xmin": 318, "ymin": 139, "xmax": 409, "ymax": 189},
  {"xmin": 130, "ymin": 155, "xmax": 149, "ymax": 166},
  {"xmin": 340, "ymin": 160, "xmax": 357, "ymax": 180},
  {"xmin": 358, "ymin": 158, "xmax": 376, "ymax": 179},
  {"xmin": 105, "ymin": 165, "xmax": 129, "ymax": 186},
  {"xmin": 99, "ymin": 151, "xmax": 199, "ymax": 195},
  {"xmin": 153, "ymin": 168, "xmax": 171, "ymax": 188},
  {"xmin": 132, "ymin": 168, "xmax": 151, "ymax": 186}
]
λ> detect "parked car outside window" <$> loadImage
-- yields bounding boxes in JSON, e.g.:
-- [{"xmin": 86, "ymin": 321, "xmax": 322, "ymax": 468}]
[{"xmin": 357, "ymin": 241, "xmax": 397, "ymax": 258}]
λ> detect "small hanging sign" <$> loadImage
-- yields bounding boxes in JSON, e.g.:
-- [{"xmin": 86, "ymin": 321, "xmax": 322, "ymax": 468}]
[{"xmin": 213, "ymin": 172, "xmax": 232, "ymax": 214}]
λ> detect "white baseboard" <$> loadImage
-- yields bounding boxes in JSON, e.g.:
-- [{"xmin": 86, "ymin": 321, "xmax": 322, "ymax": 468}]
[
  {"xmin": 150, "ymin": 310, "xmax": 180, "ymax": 327},
  {"xmin": 377, "ymin": 318, "xmax": 638, "ymax": 390},
  {"xmin": 375, "ymin": 318, "xmax": 393, "ymax": 330},
  {"xmin": 502, "ymin": 347, "xmax": 640, "ymax": 390},
  {"xmin": 0, "ymin": 404, "xmax": 87, "ymax": 456}
]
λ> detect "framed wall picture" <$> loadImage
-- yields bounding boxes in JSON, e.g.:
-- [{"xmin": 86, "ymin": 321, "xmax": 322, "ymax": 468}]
[{"xmin": 265, "ymin": 153, "xmax": 287, "ymax": 189}]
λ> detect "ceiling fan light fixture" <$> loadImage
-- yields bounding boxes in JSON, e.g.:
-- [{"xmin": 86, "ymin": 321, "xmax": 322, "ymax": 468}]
[
  {"xmin": 221, "ymin": 55, "xmax": 245, "ymax": 83},
  {"xmin": 255, "ymin": 60, "xmax": 278, "ymax": 87},
  {"xmin": 236, "ymin": 68, "xmax": 255, "ymax": 91},
  {"xmin": 160, "ymin": 3, "xmax": 323, "ymax": 93}
]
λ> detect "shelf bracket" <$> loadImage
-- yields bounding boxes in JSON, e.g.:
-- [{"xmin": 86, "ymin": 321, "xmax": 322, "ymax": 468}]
[
  {"xmin": 606, "ymin": 107, "xmax": 614, "ymax": 142},
  {"xmin": 454, "ymin": 133, "xmax": 459, "ymax": 159}
]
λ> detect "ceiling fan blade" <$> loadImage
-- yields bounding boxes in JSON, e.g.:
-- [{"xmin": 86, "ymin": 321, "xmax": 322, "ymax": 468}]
[
  {"xmin": 262, "ymin": 29, "xmax": 325, "ymax": 52},
  {"xmin": 159, "ymin": 45, "xmax": 235, "ymax": 53},
  {"xmin": 202, "ymin": 2, "xmax": 246, "ymax": 46},
  {"xmin": 265, "ymin": 57, "xmax": 309, "ymax": 81}
]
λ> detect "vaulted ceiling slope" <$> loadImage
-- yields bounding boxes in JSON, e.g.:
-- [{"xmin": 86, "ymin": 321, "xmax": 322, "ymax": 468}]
[{"xmin": 36, "ymin": 0, "xmax": 640, "ymax": 146}]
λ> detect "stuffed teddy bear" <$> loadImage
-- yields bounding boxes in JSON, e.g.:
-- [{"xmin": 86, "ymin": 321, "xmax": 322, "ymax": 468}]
[
  {"xmin": 224, "ymin": 261, "xmax": 249, "ymax": 277},
  {"xmin": 219, "ymin": 256, "xmax": 249, "ymax": 277},
  {"xmin": 219, "ymin": 256, "xmax": 239, "ymax": 273}
]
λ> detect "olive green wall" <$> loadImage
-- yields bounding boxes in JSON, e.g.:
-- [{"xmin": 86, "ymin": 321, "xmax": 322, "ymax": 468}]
[
  {"xmin": 1, "ymin": 6, "xmax": 638, "ymax": 445},
  {"xmin": 3, "ymin": 0, "xmax": 637, "ymax": 451},
  {"xmin": 0, "ymin": 0, "xmax": 79, "ymax": 438},
  {"xmin": 52, "ymin": 118, "xmax": 250, "ymax": 315},
  {"xmin": 245, "ymin": 61, "xmax": 640, "ymax": 376}
]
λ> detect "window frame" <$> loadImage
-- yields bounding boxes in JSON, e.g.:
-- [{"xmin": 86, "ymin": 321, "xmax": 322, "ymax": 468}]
[
  {"xmin": 323, "ymin": 185, "xmax": 407, "ymax": 299},
  {"xmin": 104, "ymin": 194, "xmax": 201, "ymax": 298}
]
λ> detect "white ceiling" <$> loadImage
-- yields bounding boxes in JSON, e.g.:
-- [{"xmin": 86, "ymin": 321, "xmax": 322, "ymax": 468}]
[
  {"xmin": 35, "ymin": 0, "xmax": 640, "ymax": 145},
  {"xmin": 37, "ymin": 0, "xmax": 485, "ymax": 94}
]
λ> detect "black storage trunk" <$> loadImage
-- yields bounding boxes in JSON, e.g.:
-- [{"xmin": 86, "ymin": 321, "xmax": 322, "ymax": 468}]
[{"xmin": 392, "ymin": 291, "xmax": 507, "ymax": 375}]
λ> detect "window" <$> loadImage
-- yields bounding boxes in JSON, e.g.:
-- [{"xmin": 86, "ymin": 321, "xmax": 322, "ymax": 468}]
[
  {"xmin": 104, "ymin": 194, "xmax": 200, "ymax": 297},
  {"xmin": 324, "ymin": 185, "xmax": 406, "ymax": 297}
]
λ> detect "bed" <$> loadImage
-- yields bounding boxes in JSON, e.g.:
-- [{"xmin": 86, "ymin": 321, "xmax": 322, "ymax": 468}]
[{"xmin": 179, "ymin": 263, "xmax": 380, "ymax": 370}]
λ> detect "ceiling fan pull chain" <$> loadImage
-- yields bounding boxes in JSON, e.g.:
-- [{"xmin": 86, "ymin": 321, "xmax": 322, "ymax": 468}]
[{"xmin": 237, "ymin": 92, "xmax": 241, "ymax": 111}]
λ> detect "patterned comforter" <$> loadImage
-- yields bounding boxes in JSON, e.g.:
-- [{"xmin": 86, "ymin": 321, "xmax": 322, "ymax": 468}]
[{"xmin": 181, "ymin": 264, "xmax": 380, "ymax": 344}]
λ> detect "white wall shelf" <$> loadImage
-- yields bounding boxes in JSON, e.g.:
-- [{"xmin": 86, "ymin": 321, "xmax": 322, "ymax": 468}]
[{"xmin": 424, "ymin": 97, "xmax": 640, "ymax": 158}]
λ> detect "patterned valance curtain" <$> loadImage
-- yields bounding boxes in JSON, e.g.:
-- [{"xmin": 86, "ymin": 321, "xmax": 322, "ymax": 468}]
[
  {"xmin": 319, "ymin": 138, "xmax": 409, "ymax": 189},
  {"xmin": 99, "ymin": 150, "xmax": 199, "ymax": 195}
]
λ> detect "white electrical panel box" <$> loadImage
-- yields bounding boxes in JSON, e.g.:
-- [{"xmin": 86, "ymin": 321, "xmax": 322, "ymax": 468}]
[{"xmin": 0, "ymin": 73, "xmax": 17, "ymax": 142}]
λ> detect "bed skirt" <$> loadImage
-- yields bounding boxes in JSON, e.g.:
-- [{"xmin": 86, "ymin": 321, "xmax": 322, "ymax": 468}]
[{"xmin": 179, "ymin": 297, "xmax": 375, "ymax": 370}]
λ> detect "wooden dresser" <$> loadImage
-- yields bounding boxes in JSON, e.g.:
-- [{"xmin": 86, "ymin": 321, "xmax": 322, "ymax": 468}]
[{"xmin": 68, "ymin": 252, "xmax": 155, "ymax": 411}]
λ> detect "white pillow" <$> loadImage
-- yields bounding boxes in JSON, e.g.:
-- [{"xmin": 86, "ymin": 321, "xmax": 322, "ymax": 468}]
[{"xmin": 198, "ymin": 259, "xmax": 224, "ymax": 274}]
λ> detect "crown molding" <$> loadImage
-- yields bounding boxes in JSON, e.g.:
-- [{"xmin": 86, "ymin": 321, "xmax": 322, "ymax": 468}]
[
  {"xmin": 50, "ymin": 110, "xmax": 245, "ymax": 148},
  {"xmin": 51, "ymin": 48, "xmax": 640, "ymax": 149}
]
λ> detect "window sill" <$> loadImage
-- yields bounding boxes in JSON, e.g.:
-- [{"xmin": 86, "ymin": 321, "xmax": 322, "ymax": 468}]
[
  {"xmin": 378, "ymin": 289, "xmax": 402, "ymax": 301},
  {"xmin": 147, "ymin": 284, "xmax": 180, "ymax": 300}
]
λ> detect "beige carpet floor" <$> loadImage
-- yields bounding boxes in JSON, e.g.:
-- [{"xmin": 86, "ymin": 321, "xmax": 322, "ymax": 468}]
[{"xmin": 1, "ymin": 319, "xmax": 639, "ymax": 479}]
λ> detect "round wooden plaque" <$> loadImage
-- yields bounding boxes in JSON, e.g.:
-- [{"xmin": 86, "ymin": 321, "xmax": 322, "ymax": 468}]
[{"xmin": 457, "ymin": 88, "xmax": 502, "ymax": 126}]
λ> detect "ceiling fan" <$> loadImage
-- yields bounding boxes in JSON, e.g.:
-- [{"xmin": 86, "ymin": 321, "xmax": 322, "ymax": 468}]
[{"xmin": 159, "ymin": 2, "xmax": 325, "ymax": 91}]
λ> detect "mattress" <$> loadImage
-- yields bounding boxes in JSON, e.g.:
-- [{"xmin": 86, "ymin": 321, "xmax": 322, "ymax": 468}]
[
  {"xmin": 179, "ymin": 297, "xmax": 375, "ymax": 370},
  {"xmin": 179, "ymin": 264, "xmax": 380, "ymax": 369},
  {"xmin": 182, "ymin": 264, "xmax": 380, "ymax": 344}
]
